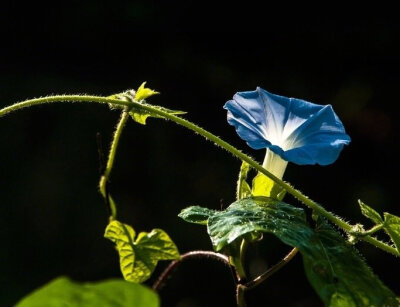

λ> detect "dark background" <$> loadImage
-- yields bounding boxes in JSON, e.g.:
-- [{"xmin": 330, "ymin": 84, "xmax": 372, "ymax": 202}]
[{"xmin": 1, "ymin": 3, "xmax": 399, "ymax": 306}]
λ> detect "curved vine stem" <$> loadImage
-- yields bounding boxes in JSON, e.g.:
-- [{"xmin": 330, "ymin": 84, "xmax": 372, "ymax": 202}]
[
  {"xmin": 236, "ymin": 284, "xmax": 246, "ymax": 307},
  {"xmin": 1, "ymin": 95, "xmax": 398, "ymax": 257},
  {"xmin": 235, "ymin": 247, "xmax": 298, "ymax": 306},
  {"xmin": 152, "ymin": 250, "xmax": 231, "ymax": 291},
  {"xmin": 99, "ymin": 110, "xmax": 130, "ymax": 220},
  {"xmin": 0, "ymin": 95, "xmax": 133, "ymax": 116},
  {"xmin": 245, "ymin": 247, "xmax": 298, "ymax": 290}
]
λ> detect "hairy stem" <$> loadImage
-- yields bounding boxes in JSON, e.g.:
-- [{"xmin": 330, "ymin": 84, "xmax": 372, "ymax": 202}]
[
  {"xmin": 1, "ymin": 95, "xmax": 398, "ymax": 256},
  {"xmin": 245, "ymin": 247, "xmax": 298, "ymax": 290},
  {"xmin": 236, "ymin": 161, "xmax": 250, "ymax": 200},
  {"xmin": 233, "ymin": 247, "xmax": 298, "ymax": 306},
  {"xmin": 99, "ymin": 110, "xmax": 130, "ymax": 219},
  {"xmin": 104, "ymin": 111, "xmax": 130, "ymax": 180},
  {"xmin": 349, "ymin": 224, "xmax": 384, "ymax": 237},
  {"xmin": 152, "ymin": 250, "xmax": 231, "ymax": 291},
  {"xmin": 0, "ymin": 95, "xmax": 132, "ymax": 117}
]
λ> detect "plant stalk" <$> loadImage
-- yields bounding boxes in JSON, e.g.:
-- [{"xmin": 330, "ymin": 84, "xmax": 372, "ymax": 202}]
[
  {"xmin": 245, "ymin": 247, "xmax": 298, "ymax": 290},
  {"xmin": 1, "ymin": 95, "xmax": 398, "ymax": 257},
  {"xmin": 236, "ymin": 284, "xmax": 247, "ymax": 307},
  {"xmin": 152, "ymin": 250, "xmax": 231, "ymax": 291},
  {"xmin": 98, "ymin": 110, "xmax": 130, "ymax": 219}
]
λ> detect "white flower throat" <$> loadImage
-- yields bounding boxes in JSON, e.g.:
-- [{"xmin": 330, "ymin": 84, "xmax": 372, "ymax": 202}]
[{"xmin": 262, "ymin": 148, "xmax": 288, "ymax": 180}]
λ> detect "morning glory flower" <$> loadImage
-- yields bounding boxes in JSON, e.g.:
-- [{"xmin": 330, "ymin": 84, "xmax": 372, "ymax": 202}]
[{"xmin": 224, "ymin": 87, "xmax": 350, "ymax": 179}]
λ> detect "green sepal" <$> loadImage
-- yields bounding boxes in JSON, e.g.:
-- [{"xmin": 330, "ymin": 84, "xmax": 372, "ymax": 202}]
[
  {"xmin": 104, "ymin": 220, "xmax": 180, "ymax": 283},
  {"xmin": 251, "ymin": 173, "xmax": 286, "ymax": 200},
  {"xmin": 236, "ymin": 161, "xmax": 252, "ymax": 199},
  {"xmin": 359, "ymin": 199, "xmax": 383, "ymax": 225},
  {"xmin": 16, "ymin": 276, "xmax": 159, "ymax": 307},
  {"xmin": 383, "ymin": 213, "xmax": 400, "ymax": 253}
]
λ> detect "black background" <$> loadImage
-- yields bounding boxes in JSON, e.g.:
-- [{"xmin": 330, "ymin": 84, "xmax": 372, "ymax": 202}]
[{"xmin": 1, "ymin": 3, "xmax": 399, "ymax": 306}]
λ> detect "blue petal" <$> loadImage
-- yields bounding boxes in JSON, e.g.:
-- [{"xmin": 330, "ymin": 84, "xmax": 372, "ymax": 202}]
[
  {"xmin": 224, "ymin": 87, "xmax": 351, "ymax": 165},
  {"xmin": 225, "ymin": 94, "xmax": 270, "ymax": 149},
  {"xmin": 281, "ymin": 105, "xmax": 351, "ymax": 165}
]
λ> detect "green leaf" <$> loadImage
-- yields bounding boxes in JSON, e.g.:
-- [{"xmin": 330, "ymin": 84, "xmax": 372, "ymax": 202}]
[
  {"xmin": 302, "ymin": 219, "xmax": 398, "ymax": 307},
  {"xmin": 178, "ymin": 206, "xmax": 216, "ymax": 225},
  {"xmin": 16, "ymin": 277, "xmax": 159, "ymax": 307},
  {"xmin": 104, "ymin": 220, "xmax": 180, "ymax": 283},
  {"xmin": 383, "ymin": 212, "xmax": 400, "ymax": 253},
  {"xmin": 359, "ymin": 200, "xmax": 383, "ymax": 225},
  {"xmin": 206, "ymin": 197, "xmax": 306, "ymax": 251},
  {"xmin": 251, "ymin": 173, "xmax": 286, "ymax": 200},
  {"xmin": 202, "ymin": 198, "xmax": 397, "ymax": 306},
  {"xmin": 129, "ymin": 109, "xmax": 151, "ymax": 125},
  {"xmin": 134, "ymin": 82, "xmax": 159, "ymax": 101}
]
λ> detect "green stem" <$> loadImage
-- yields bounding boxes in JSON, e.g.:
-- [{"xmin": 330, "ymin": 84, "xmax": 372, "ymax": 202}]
[
  {"xmin": 99, "ymin": 110, "xmax": 130, "ymax": 220},
  {"xmin": 228, "ymin": 237, "xmax": 248, "ymax": 282},
  {"xmin": 1, "ymin": 95, "xmax": 398, "ymax": 257},
  {"xmin": 236, "ymin": 284, "xmax": 247, "ymax": 307},
  {"xmin": 245, "ymin": 247, "xmax": 298, "ymax": 290},
  {"xmin": 349, "ymin": 224, "xmax": 384, "ymax": 237},
  {"xmin": 239, "ymin": 239, "xmax": 248, "ymax": 266},
  {"xmin": 230, "ymin": 254, "xmax": 247, "ymax": 282},
  {"xmin": 234, "ymin": 165, "xmax": 250, "ymax": 283},
  {"xmin": 105, "ymin": 111, "xmax": 130, "ymax": 180},
  {"xmin": 0, "ymin": 95, "xmax": 132, "ymax": 117},
  {"xmin": 234, "ymin": 248, "xmax": 298, "ymax": 305},
  {"xmin": 152, "ymin": 250, "xmax": 231, "ymax": 291},
  {"xmin": 236, "ymin": 162, "xmax": 250, "ymax": 200}
]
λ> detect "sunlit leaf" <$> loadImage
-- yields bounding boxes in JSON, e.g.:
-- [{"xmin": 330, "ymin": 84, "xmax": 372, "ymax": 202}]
[
  {"xmin": 129, "ymin": 109, "xmax": 152, "ymax": 125},
  {"xmin": 134, "ymin": 82, "xmax": 159, "ymax": 101},
  {"xmin": 108, "ymin": 85, "xmax": 185, "ymax": 125},
  {"xmin": 359, "ymin": 200, "xmax": 383, "ymax": 225},
  {"xmin": 383, "ymin": 213, "xmax": 400, "ymax": 253},
  {"xmin": 181, "ymin": 198, "xmax": 397, "ymax": 306},
  {"xmin": 104, "ymin": 220, "xmax": 180, "ymax": 283},
  {"xmin": 16, "ymin": 277, "xmax": 159, "ymax": 307}
]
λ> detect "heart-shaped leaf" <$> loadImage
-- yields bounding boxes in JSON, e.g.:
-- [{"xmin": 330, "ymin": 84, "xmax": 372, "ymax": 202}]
[{"xmin": 105, "ymin": 220, "xmax": 180, "ymax": 283}]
